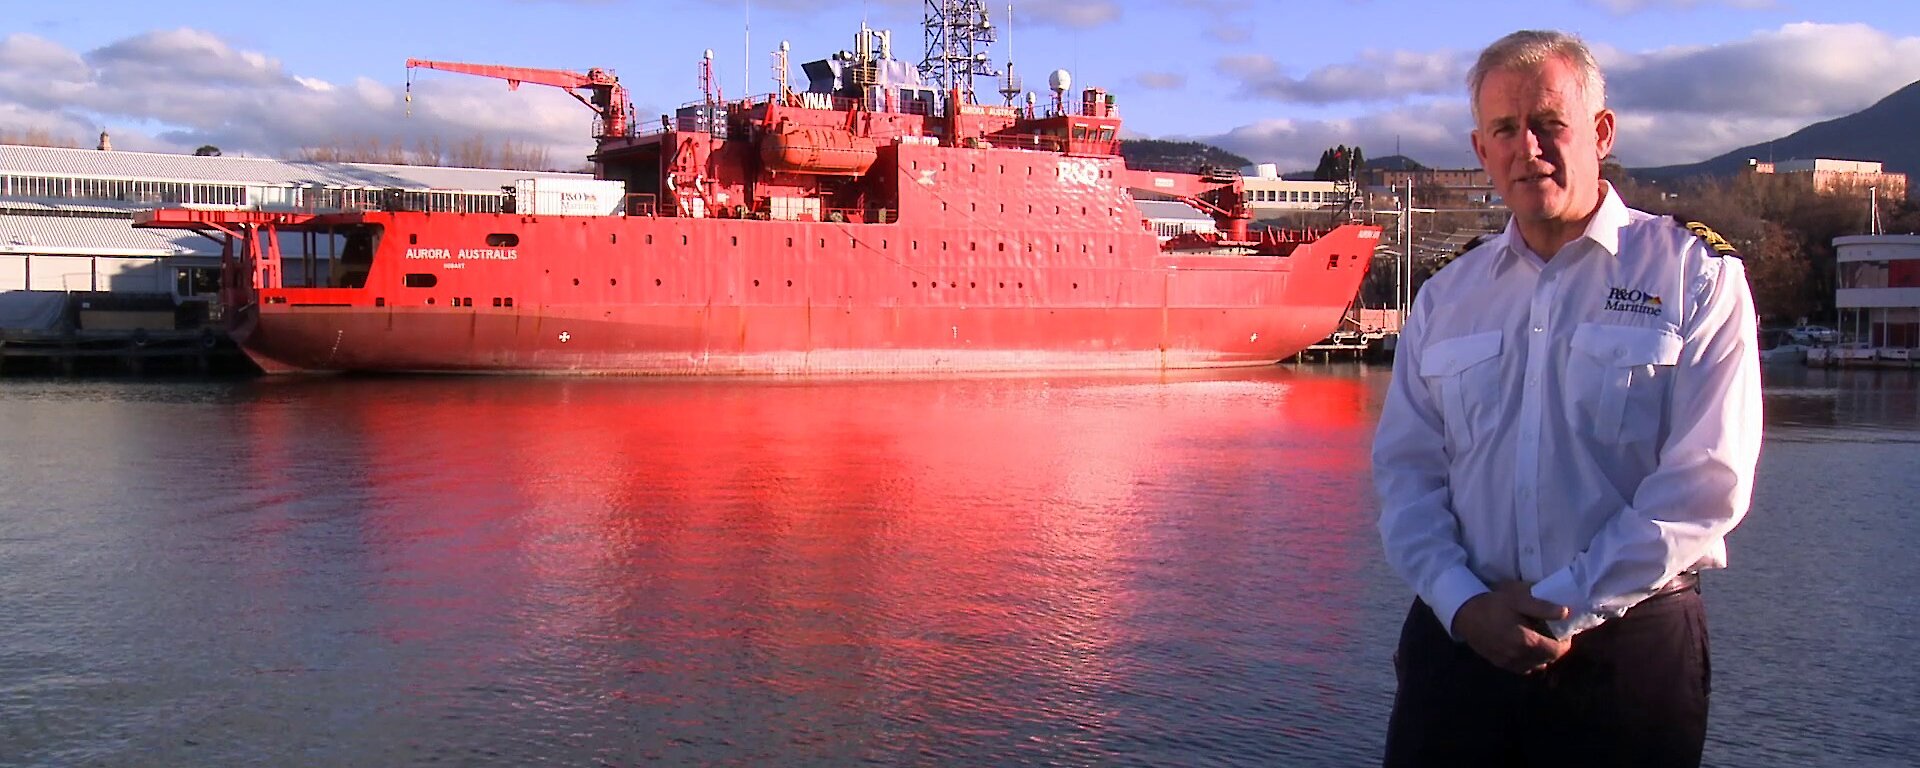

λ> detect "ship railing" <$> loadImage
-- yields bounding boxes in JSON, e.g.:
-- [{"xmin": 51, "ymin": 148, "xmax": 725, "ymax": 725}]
[
  {"xmin": 979, "ymin": 133, "xmax": 1121, "ymax": 157},
  {"xmin": 719, "ymin": 206, "xmax": 896, "ymax": 224}
]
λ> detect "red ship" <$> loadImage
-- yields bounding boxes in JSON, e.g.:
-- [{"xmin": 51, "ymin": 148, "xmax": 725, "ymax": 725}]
[{"xmin": 137, "ymin": 13, "xmax": 1379, "ymax": 375}]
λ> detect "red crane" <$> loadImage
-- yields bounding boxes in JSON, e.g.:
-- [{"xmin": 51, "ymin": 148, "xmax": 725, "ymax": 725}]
[{"xmin": 405, "ymin": 59, "xmax": 633, "ymax": 138}]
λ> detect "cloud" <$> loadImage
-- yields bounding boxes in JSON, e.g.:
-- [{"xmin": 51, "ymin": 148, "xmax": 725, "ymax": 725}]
[
  {"xmin": 1584, "ymin": 0, "xmax": 1776, "ymax": 13},
  {"xmin": 1218, "ymin": 49, "xmax": 1469, "ymax": 104},
  {"xmin": 1133, "ymin": 71, "xmax": 1186, "ymax": 91},
  {"xmin": 1602, "ymin": 23, "xmax": 1920, "ymax": 118},
  {"xmin": 0, "ymin": 30, "xmax": 598, "ymax": 164},
  {"xmin": 1199, "ymin": 101, "xmax": 1479, "ymax": 173},
  {"xmin": 1199, "ymin": 22, "xmax": 1920, "ymax": 167},
  {"xmin": 90, "ymin": 28, "xmax": 284, "ymax": 88}
]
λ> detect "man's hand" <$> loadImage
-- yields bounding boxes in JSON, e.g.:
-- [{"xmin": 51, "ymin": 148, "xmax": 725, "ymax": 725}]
[{"xmin": 1449, "ymin": 581, "xmax": 1572, "ymax": 674}]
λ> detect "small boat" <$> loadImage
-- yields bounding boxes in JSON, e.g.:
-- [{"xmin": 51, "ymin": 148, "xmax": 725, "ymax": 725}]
[{"xmin": 1758, "ymin": 329, "xmax": 1807, "ymax": 366}]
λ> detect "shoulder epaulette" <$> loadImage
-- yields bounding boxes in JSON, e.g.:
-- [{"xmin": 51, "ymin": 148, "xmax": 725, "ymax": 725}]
[{"xmin": 1669, "ymin": 215, "xmax": 1741, "ymax": 259}]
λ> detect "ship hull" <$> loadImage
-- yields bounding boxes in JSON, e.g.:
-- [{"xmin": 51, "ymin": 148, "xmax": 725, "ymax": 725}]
[
  {"xmin": 225, "ymin": 213, "xmax": 1376, "ymax": 374},
  {"xmin": 234, "ymin": 302, "xmax": 1350, "ymax": 375}
]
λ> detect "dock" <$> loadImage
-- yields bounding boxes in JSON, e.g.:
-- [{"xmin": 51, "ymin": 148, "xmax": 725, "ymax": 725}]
[{"xmin": 0, "ymin": 328, "xmax": 247, "ymax": 377}]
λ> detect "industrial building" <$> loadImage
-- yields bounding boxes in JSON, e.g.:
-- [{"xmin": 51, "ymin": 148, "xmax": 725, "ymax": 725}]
[
  {"xmin": 1238, "ymin": 164, "xmax": 1356, "ymax": 214},
  {"xmin": 1751, "ymin": 158, "xmax": 1908, "ymax": 200},
  {"xmin": 0, "ymin": 143, "xmax": 588, "ymax": 335}
]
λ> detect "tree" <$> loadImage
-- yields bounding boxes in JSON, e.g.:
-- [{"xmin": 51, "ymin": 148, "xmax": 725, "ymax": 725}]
[
  {"xmin": 194, "ymin": 145, "xmax": 222, "ymax": 157},
  {"xmin": 1622, "ymin": 169, "xmax": 1880, "ymax": 324},
  {"xmin": 291, "ymin": 133, "xmax": 554, "ymax": 170},
  {"xmin": 0, "ymin": 129, "xmax": 81, "ymax": 148},
  {"xmin": 1313, "ymin": 144, "xmax": 1365, "ymax": 181}
]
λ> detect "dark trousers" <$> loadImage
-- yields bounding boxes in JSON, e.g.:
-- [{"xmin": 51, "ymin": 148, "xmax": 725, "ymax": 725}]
[{"xmin": 1383, "ymin": 588, "xmax": 1710, "ymax": 768}]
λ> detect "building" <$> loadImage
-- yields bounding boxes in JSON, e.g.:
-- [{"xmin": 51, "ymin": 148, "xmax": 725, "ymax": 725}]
[
  {"xmin": 1752, "ymin": 158, "xmax": 1908, "ymax": 200},
  {"xmin": 1239, "ymin": 164, "xmax": 1356, "ymax": 215},
  {"xmin": 0, "ymin": 144, "xmax": 589, "ymax": 333},
  {"xmin": 1360, "ymin": 166, "xmax": 1497, "ymax": 206},
  {"xmin": 1135, "ymin": 200, "xmax": 1217, "ymax": 241},
  {"xmin": 1833, "ymin": 234, "xmax": 1920, "ymax": 350}
]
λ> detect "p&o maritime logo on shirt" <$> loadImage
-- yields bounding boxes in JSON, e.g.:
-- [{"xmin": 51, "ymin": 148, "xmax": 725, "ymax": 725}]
[{"xmin": 1605, "ymin": 286, "xmax": 1664, "ymax": 317}]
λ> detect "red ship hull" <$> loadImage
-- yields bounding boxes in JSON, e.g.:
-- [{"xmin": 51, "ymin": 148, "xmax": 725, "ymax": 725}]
[{"xmin": 226, "ymin": 215, "xmax": 1375, "ymax": 375}]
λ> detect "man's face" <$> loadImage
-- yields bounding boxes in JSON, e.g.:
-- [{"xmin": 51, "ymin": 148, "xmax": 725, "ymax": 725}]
[{"xmin": 1470, "ymin": 56, "xmax": 1615, "ymax": 227}]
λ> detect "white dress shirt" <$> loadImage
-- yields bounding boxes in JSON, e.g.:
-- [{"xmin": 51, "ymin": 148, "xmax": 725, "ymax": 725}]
[{"xmin": 1374, "ymin": 184, "xmax": 1762, "ymax": 639}]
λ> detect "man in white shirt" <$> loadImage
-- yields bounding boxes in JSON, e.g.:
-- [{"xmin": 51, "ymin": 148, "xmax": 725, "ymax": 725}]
[{"xmin": 1373, "ymin": 30, "xmax": 1761, "ymax": 767}]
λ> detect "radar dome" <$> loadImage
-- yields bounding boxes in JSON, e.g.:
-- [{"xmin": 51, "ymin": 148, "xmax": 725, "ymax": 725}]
[{"xmin": 1048, "ymin": 69, "xmax": 1071, "ymax": 93}]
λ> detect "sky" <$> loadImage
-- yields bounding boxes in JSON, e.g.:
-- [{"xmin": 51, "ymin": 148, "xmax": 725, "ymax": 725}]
[{"xmin": 4, "ymin": 0, "xmax": 1920, "ymax": 172}]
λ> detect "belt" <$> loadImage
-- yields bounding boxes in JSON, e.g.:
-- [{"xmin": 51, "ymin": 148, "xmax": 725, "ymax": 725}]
[{"xmin": 1647, "ymin": 570, "xmax": 1700, "ymax": 600}]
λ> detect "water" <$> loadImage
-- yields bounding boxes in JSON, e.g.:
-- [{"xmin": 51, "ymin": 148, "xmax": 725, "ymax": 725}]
[{"xmin": 0, "ymin": 365, "xmax": 1913, "ymax": 766}]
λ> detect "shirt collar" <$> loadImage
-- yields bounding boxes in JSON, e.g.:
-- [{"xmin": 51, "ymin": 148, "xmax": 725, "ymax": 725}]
[{"xmin": 1492, "ymin": 182, "xmax": 1630, "ymax": 270}]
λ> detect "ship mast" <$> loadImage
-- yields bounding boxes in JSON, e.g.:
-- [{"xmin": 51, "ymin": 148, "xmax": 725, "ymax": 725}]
[
  {"xmin": 919, "ymin": 0, "xmax": 998, "ymax": 104},
  {"xmin": 997, "ymin": 2, "xmax": 1022, "ymax": 106}
]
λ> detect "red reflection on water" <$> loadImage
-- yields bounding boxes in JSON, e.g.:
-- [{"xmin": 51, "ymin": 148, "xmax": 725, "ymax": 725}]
[{"xmin": 236, "ymin": 369, "xmax": 1385, "ymax": 736}]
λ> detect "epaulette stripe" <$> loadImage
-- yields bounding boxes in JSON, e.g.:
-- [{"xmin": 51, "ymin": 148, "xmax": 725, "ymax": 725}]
[{"xmin": 1672, "ymin": 216, "xmax": 1742, "ymax": 259}]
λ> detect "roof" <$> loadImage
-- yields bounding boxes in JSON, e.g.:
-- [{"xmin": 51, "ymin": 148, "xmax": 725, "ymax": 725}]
[
  {"xmin": 0, "ymin": 212, "xmax": 221, "ymax": 257},
  {"xmin": 0, "ymin": 144, "xmax": 590, "ymax": 191},
  {"xmin": 1135, "ymin": 200, "xmax": 1214, "ymax": 221}
]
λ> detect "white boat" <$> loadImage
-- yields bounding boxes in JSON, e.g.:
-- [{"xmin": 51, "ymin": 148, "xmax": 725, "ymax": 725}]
[
  {"xmin": 1759, "ymin": 329, "xmax": 1808, "ymax": 365},
  {"xmin": 1806, "ymin": 345, "xmax": 1831, "ymax": 367}
]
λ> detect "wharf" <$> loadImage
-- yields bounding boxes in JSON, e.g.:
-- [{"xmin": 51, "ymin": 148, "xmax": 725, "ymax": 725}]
[
  {"xmin": 0, "ymin": 329, "xmax": 248, "ymax": 377},
  {"xmin": 1294, "ymin": 330, "xmax": 1395, "ymax": 363}
]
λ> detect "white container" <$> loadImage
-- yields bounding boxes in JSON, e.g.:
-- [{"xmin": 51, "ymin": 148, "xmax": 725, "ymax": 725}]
[{"xmin": 513, "ymin": 178, "xmax": 627, "ymax": 216}]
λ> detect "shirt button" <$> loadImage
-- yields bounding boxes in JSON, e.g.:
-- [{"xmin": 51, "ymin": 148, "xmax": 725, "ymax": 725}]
[
  {"xmin": 1523, "ymin": 545, "xmax": 1536, "ymax": 556},
  {"xmin": 1532, "ymin": 325, "xmax": 1544, "ymax": 333}
]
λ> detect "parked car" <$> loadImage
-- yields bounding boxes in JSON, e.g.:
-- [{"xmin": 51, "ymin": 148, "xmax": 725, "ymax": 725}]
[{"xmin": 1788, "ymin": 325, "xmax": 1838, "ymax": 344}]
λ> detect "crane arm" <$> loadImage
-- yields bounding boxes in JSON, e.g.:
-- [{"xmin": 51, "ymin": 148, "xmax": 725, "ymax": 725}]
[
  {"xmin": 405, "ymin": 58, "xmax": 632, "ymax": 138},
  {"xmin": 405, "ymin": 59, "xmax": 593, "ymax": 90}
]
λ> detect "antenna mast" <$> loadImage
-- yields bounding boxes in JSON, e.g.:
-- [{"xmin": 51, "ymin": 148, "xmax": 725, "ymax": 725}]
[
  {"xmin": 919, "ymin": 0, "xmax": 998, "ymax": 104},
  {"xmin": 997, "ymin": 2, "xmax": 1022, "ymax": 105}
]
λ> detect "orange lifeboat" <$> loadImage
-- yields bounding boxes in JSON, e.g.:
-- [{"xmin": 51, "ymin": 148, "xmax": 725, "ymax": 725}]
[{"xmin": 759, "ymin": 124, "xmax": 877, "ymax": 176}]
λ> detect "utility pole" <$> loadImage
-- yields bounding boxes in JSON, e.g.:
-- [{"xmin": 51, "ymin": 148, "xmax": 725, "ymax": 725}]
[{"xmin": 1401, "ymin": 184, "xmax": 1413, "ymax": 329}]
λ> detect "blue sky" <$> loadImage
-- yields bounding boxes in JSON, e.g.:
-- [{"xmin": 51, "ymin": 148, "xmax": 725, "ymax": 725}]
[{"xmin": 5, "ymin": 0, "xmax": 1920, "ymax": 171}]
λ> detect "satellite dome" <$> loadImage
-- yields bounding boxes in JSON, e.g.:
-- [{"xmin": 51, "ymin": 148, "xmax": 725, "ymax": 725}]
[{"xmin": 1048, "ymin": 69, "xmax": 1071, "ymax": 93}]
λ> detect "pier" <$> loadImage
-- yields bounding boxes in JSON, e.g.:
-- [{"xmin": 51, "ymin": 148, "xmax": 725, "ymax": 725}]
[{"xmin": 0, "ymin": 328, "xmax": 245, "ymax": 376}]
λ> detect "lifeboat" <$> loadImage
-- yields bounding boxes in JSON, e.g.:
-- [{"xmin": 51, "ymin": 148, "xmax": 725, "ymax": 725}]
[{"xmin": 759, "ymin": 124, "xmax": 877, "ymax": 176}]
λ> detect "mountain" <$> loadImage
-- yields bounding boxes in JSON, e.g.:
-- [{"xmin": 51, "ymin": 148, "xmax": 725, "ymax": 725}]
[
  {"xmin": 1364, "ymin": 155, "xmax": 1429, "ymax": 172},
  {"xmin": 1118, "ymin": 139, "xmax": 1251, "ymax": 174},
  {"xmin": 1635, "ymin": 79, "xmax": 1920, "ymax": 181}
]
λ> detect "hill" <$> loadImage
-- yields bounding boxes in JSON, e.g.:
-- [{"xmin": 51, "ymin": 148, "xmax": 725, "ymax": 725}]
[
  {"xmin": 1636, "ymin": 79, "xmax": 1920, "ymax": 181},
  {"xmin": 1364, "ymin": 155, "xmax": 1429, "ymax": 172},
  {"xmin": 1119, "ymin": 139, "xmax": 1251, "ymax": 174}
]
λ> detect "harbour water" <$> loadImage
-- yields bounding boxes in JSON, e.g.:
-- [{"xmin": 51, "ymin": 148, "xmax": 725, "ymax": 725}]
[{"xmin": 1, "ymin": 365, "xmax": 1914, "ymax": 766}]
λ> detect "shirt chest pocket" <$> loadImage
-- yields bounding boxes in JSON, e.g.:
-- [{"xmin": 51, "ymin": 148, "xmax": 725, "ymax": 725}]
[
  {"xmin": 1418, "ymin": 330, "xmax": 1503, "ymax": 454},
  {"xmin": 1567, "ymin": 323, "xmax": 1683, "ymax": 443}
]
